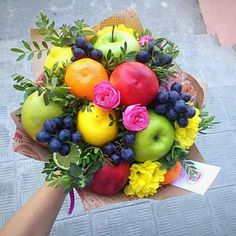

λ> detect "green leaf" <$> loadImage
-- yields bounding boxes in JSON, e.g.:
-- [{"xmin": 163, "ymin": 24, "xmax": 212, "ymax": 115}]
[
  {"xmin": 22, "ymin": 40, "xmax": 32, "ymax": 51},
  {"xmin": 13, "ymin": 84, "xmax": 25, "ymax": 91},
  {"xmin": 33, "ymin": 41, "xmax": 40, "ymax": 50},
  {"xmin": 16, "ymin": 54, "xmax": 25, "ymax": 61},
  {"xmin": 37, "ymin": 50, "xmax": 43, "ymax": 59},
  {"xmin": 43, "ymin": 92, "xmax": 49, "ymax": 105},
  {"xmin": 69, "ymin": 163, "xmax": 82, "ymax": 177},
  {"xmin": 27, "ymin": 52, "xmax": 34, "ymax": 60},
  {"xmin": 11, "ymin": 48, "xmax": 25, "ymax": 53},
  {"xmin": 42, "ymin": 41, "xmax": 48, "ymax": 49}
]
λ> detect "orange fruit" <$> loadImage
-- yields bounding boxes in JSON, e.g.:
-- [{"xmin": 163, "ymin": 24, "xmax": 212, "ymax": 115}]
[
  {"xmin": 161, "ymin": 161, "xmax": 182, "ymax": 185},
  {"xmin": 64, "ymin": 58, "xmax": 109, "ymax": 100}
]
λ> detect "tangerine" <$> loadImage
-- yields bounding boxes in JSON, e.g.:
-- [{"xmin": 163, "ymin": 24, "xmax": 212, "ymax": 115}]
[
  {"xmin": 64, "ymin": 58, "xmax": 109, "ymax": 100},
  {"xmin": 161, "ymin": 161, "xmax": 182, "ymax": 185}
]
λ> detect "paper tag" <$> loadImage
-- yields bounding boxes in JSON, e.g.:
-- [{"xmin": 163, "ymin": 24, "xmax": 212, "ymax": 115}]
[{"xmin": 171, "ymin": 161, "xmax": 220, "ymax": 195}]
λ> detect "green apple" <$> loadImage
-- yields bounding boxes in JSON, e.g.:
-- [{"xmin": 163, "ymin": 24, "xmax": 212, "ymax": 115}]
[
  {"xmin": 21, "ymin": 91, "xmax": 63, "ymax": 140},
  {"xmin": 133, "ymin": 110, "xmax": 174, "ymax": 162},
  {"xmin": 93, "ymin": 27, "xmax": 140, "ymax": 58}
]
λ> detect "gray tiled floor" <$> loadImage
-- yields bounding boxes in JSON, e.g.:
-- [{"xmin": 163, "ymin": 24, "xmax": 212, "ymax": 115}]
[{"xmin": 1, "ymin": 0, "xmax": 236, "ymax": 235}]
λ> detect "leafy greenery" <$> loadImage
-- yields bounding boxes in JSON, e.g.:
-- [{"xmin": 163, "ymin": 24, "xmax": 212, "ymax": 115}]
[
  {"xmin": 10, "ymin": 13, "xmax": 96, "ymax": 61},
  {"xmin": 102, "ymin": 41, "xmax": 138, "ymax": 73},
  {"xmin": 10, "ymin": 40, "xmax": 48, "ymax": 61},
  {"xmin": 160, "ymin": 142, "xmax": 189, "ymax": 170},
  {"xmin": 42, "ymin": 144, "xmax": 104, "ymax": 194},
  {"xmin": 199, "ymin": 106, "xmax": 219, "ymax": 134}
]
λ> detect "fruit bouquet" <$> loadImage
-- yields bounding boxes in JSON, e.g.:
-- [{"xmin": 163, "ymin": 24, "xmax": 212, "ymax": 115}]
[{"xmin": 11, "ymin": 9, "xmax": 217, "ymax": 211}]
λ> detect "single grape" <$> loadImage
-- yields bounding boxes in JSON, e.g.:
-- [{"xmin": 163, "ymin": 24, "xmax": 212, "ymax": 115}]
[
  {"xmin": 71, "ymin": 56, "xmax": 76, "ymax": 62},
  {"xmin": 121, "ymin": 148, "xmax": 135, "ymax": 162},
  {"xmin": 73, "ymin": 48, "xmax": 86, "ymax": 59},
  {"xmin": 180, "ymin": 92, "xmax": 191, "ymax": 102},
  {"xmin": 135, "ymin": 51, "xmax": 151, "ymax": 63},
  {"xmin": 59, "ymin": 143, "xmax": 70, "ymax": 156},
  {"xmin": 49, "ymin": 138, "xmax": 62, "ymax": 152},
  {"xmin": 44, "ymin": 119, "xmax": 57, "ymax": 134},
  {"xmin": 36, "ymin": 131, "xmax": 51, "ymax": 143},
  {"xmin": 90, "ymin": 49, "xmax": 103, "ymax": 61},
  {"xmin": 53, "ymin": 117, "xmax": 63, "ymax": 130},
  {"xmin": 86, "ymin": 42, "xmax": 94, "ymax": 53},
  {"xmin": 177, "ymin": 117, "xmax": 188, "ymax": 128},
  {"xmin": 166, "ymin": 108, "xmax": 178, "ymax": 121},
  {"xmin": 174, "ymin": 100, "xmax": 188, "ymax": 113},
  {"xmin": 111, "ymin": 154, "xmax": 121, "ymax": 165},
  {"xmin": 122, "ymin": 133, "xmax": 135, "ymax": 145},
  {"xmin": 185, "ymin": 105, "xmax": 196, "ymax": 118},
  {"xmin": 102, "ymin": 143, "xmax": 115, "ymax": 156},
  {"xmin": 71, "ymin": 132, "xmax": 82, "ymax": 144},
  {"xmin": 147, "ymin": 40, "xmax": 156, "ymax": 53},
  {"xmin": 63, "ymin": 116, "xmax": 74, "ymax": 129},
  {"xmin": 156, "ymin": 90, "xmax": 168, "ymax": 103},
  {"xmin": 58, "ymin": 129, "xmax": 71, "ymax": 142},
  {"xmin": 161, "ymin": 53, "xmax": 173, "ymax": 65},
  {"xmin": 171, "ymin": 82, "xmax": 182, "ymax": 94},
  {"xmin": 75, "ymin": 36, "xmax": 87, "ymax": 49},
  {"xmin": 154, "ymin": 104, "xmax": 167, "ymax": 115},
  {"xmin": 168, "ymin": 91, "xmax": 180, "ymax": 104}
]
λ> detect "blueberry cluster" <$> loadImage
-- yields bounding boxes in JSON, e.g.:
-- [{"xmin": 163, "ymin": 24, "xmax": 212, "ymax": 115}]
[
  {"xmin": 71, "ymin": 36, "xmax": 103, "ymax": 62},
  {"xmin": 154, "ymin": 82, "xmax": 196, "ymax": 127},
  {"xmin": 36, "ymin": 116, "xmax": 82, "ymax": 156},
  {"xmin": 135, "ymin": 40, "xmax": 173, "ymax": 67},
  {"xmin": 102, "ymin": 133, "xmax": 135, "ymax": 165}
]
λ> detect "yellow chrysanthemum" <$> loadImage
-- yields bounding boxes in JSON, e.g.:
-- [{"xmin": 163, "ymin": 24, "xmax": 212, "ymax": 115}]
[
  {"xmin": 124, "ymin": 161, "xmax": 167, "ymax": 198},
  {"xmin": 174, "ymin": 107, "xmax": 201, "ymax": 149},
  {"xmin": 97, "ymin": 24, "xmax": 135, "ymax": 37}
]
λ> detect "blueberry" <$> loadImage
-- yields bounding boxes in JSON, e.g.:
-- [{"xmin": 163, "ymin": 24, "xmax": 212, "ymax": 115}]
[
  {"xmin": 71, "ymin": 56, "xmax": 76, "ymax": 62},
  {"xmin": 63, "ymin": 116, "xmax": 74, "ymax": 129},
  {"xmin": 121, "ymin": 148, "xmax": 135, "ymax": 162},
  {"xmin": 168, "ymin": 91, "xmax": 180, "ymax": 104},
  {"xmin": 185, "ymin": 105, "xmax": 196, "ymax": 118},
  {"xmin": 73, "ymin": 48, "xmax": 86, "ymax": 59},
  {"xmin": 135, "ymin": 51, "xmax": 151, "ymax": 63},
  {"xmin": 44, "ymin": 119, "xmax": 57, "ymax": 134},
  {"xmin": 171, "ymin": 82, "xmax": 182, "ymax": 94},
  {"xmin": 71, "ymin": 132, "xmax": 82, "ymax": 144},
  {"xmin": 154, "ymin": 104, "xmax": 167, "ymax": 115},
  {"xmin": 161, "ymin": 53, "xmax": 173, "ymax": 65},
  {"xmin": 102, "ymin": 143, "xmax": 115, "ymax": 156},
  {"xmin": 177, "ymin": 117, "xmax": 188, "ymax": 128},
  {"xmin": 53, "ymin": 117, "xmax": 63, "ymax": 130},
  {"xmin": 111, "ymin": 154, "xmax": 121, "ymax": 165},
  {"xmin": 122, "ymin": 133, "xmax": 135, "ymax": 145},
  {"xmin": 86, "ymin": 42, "xmax": 94, "ymax": 53},
  {"xmin": 36, "ymin": 131, "xmax": 51, "ymax": 143},
  {"xmin": 166, "ymin": 108, "xmax": 178, "ymax": 121},
  {"xmin": 174, "ymin": 100, "xmax": 188, "ymax": 113},
  {"xmin": 90, "ymin": 49, "xmax": 103, "ymax": 61},
  {"xmin": 147, "ymin": 40, "xmax": 156, "ymax": 53},
  {"xmin": 75, "ymin": 36, "xmax": 87, "ymax": 49},
  {"xmin": 58, "ymin": 129, "xmax": 71, "ymax": 141},
  {"xmin": 49, "ymin": 138, "xmax": 62, "ymax": 152},
  {"xmin": 180, "ymin": 92, "xmax": 191, "ymax": 102},
  {"xmin": 59, "ymin": 143, "xmax": 70, "ymax": 156},
  {"xmin": 157, "ymin": 90, "xmax": 168, "ymax": 103}
]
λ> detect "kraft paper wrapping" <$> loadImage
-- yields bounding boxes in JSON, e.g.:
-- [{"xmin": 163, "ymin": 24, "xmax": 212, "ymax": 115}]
[{"xmin": 11, "ymin": 8, "xmax": 207, "ymax": 211}]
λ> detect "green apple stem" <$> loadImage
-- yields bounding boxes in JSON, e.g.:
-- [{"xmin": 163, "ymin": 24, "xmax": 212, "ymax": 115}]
[{"xmin": 111, "ymin": 25, "xmax": 115, "ymax": 42}]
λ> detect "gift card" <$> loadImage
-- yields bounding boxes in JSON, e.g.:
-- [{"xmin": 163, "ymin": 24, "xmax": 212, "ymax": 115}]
[{"xmin": 171, "ymin": 161, "xmax": 221, "ymax": 195}]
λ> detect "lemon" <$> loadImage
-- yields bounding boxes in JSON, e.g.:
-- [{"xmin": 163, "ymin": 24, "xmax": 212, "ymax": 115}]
[
  {"xmin": 21, "ymin": 91, "xmax": 63, "ymax": 140},
  {"xmin": 44, "ymin": 46, "xmax": 73, "ymax": 70},
  {"xmin": 77, "ymin": 104, "xmax": 118, "ymax": 146}
]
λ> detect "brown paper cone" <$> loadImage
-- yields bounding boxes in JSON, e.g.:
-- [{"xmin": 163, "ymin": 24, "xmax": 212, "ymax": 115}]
[{"xmin": 11, "ymin": 8, "xmax": 207, "ymax": 211}]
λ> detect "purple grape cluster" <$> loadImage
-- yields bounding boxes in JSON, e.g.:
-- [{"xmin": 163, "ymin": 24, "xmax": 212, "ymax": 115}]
[
  {"xmin": 135, "ymin": 40, "xmax": 173, "ymax": 67},
  {"xmin": 71, "ymin": 36, "xmax": 103, "ymax": 62},
  {"xmin": 36, "ymin": 116, "xmax": 82, "ymax": 156},
  {"xmin": 102, "ymin": 133, "xmax": 135, "ymax": 165},
  {"xmin": 154, "ymin": 82, "xmax": 196, "ymax": 127}
]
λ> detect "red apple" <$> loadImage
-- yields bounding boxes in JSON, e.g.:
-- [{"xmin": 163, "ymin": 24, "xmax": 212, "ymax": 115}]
[
  {"xmin": 90, "ymin": 162, "xmax": 130, "ymax": 195},
  {"xmin": 110, "ymin": 62, "xmax": 159, "ymax": 106}
]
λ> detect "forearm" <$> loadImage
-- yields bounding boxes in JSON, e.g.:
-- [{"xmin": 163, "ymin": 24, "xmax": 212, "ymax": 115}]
[{"xmin": 0, "ymin": 183, "xmax": 66, "ymax": 236}]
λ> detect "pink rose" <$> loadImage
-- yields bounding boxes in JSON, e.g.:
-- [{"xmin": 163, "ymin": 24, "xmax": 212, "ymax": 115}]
[
  {"xmin": 138, "ymin": 35, "xmax": 154, "ymax": 47},
  {"xmin": 93, "ymin": 81, "xmax": 120, "ymax": 110},
  {"xmin": 122, "ymin": 104, "xmax": 149, "ymax": 131}
]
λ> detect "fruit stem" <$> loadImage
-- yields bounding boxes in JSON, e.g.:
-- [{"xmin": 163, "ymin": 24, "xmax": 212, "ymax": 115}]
[{"xmin": 111, "ymin": 25, "xmax": 115, "ymax": 42}]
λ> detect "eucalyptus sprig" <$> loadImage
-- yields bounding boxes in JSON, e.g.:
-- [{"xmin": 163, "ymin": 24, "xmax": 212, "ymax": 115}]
[
  {"xmin": 181, "ymin": 160, "xmax": 200, "ymax": 181},
  {"xmin": 199, "ymin": 106, "xmax": 219, "ymax": 134},
  {"xmin": 11, "ymin": 40, "xmax": 49, "ymax": 61}
]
